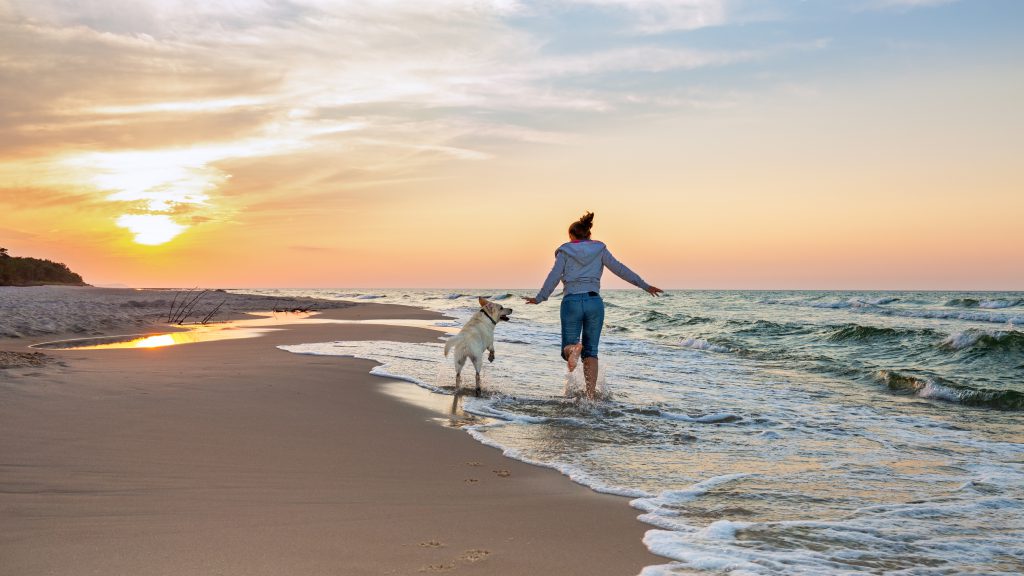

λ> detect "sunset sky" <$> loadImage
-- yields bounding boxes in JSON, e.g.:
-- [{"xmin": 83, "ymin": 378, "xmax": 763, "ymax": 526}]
[{"xmin": 1, "ymin": 0, "xmax": 1021, "ymax": 289}]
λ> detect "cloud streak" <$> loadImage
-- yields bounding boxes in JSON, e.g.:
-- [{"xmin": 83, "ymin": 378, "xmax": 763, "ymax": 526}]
[{"xmin": 1, "ymin": 0, "xmax": 804, "ymax": 245}]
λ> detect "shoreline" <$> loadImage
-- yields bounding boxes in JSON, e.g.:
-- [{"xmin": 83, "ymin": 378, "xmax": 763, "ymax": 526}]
[{"xmin": 0, "ymin": 289, "xmax": 661, "ymax": 575}]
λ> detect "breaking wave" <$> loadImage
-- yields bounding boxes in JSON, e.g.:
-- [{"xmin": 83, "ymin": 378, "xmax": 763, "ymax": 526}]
[
  {"xmin": 875, "ymin": 370, "xmax": 1024, "ymax": 411},
  {"xmin": 678, "ymin": 338, "xmax": 732, "ymax": 353},
  {"xmin": 940, "ymin": 329, "xmax": 1024, "ymax": 353},
  {"xmin": 947, "ymin": 297, "xmax": 1023, "ymax": 309}
]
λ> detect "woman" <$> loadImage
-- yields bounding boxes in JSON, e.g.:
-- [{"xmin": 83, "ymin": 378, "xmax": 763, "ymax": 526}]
[{"xmin": 524, "ymin": 212, "xmax": 663, "ymax": 400}]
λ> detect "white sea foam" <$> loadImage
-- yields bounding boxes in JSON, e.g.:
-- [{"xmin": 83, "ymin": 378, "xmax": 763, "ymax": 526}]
[
  {"xmin": 979, "ymin": 298, "xmax": 1023, "ymax": 309},
  {"xmin": 678, "ymin": 338, "xmax": 730, "ymax": 353},
  {"xmin": 636, "ymin": 494, "xmax": 1024, "ymax": 576},
  {"xmin": 631, "ymin": 474, "xmax": 753, "ymax": 521},
  {"xmin": 464, "ymin": 424, "xmax": 651, "ymax": 499},
  {"xmin": 867, "ymin": 296, "xmax": 900, "ymax": 305},
  {"xmin": 940, "ymin": 328, "xmax": 1020, "ymax": 351}
]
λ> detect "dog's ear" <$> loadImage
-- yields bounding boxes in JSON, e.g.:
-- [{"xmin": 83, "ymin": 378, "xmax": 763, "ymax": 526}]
[{"xmin": 478, "ymin": 296, "xmax": 489, "ymax": 308}]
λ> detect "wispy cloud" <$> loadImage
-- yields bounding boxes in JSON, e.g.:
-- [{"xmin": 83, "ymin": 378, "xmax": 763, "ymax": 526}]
[
  {"xmin": 564, "ymin": 0, "xmax": 729, "ymax": 34},
  {"xmin": 856, "ymin": 0, "xmax": 960, "ymax": 11},
  {"xmin": 0, "ymin": 0, "xmax": 805, "ymax": 245}
]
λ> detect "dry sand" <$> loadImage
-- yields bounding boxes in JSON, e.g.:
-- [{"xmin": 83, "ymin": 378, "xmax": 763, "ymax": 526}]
[{"xmin": 0, "ymin": 291, "xmax": 660, "ymax": 575}]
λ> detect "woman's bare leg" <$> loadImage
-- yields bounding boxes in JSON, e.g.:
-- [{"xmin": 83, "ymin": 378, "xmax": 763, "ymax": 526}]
[
  {"xmin": 583, "ymin": 357, "xmax": 599, "ymax": 400},
  {"xmin": 564, "ymin": 343, "xmax": 583, "ymax": 372}
]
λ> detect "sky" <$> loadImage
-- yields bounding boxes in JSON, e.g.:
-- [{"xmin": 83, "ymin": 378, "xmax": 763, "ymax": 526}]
[{"xmin": 1, "ymin": 0, "xmax": 1021, "ymax": 289}]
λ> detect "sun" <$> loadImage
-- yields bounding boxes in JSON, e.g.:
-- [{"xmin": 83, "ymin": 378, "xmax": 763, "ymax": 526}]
[{"xmin": 116, "ymin": 214, "xmax": 186, "ymax": 246}]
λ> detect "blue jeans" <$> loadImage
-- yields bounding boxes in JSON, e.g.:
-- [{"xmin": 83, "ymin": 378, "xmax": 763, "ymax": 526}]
[{"xmin": 560, "ymin": 292, "xmax": 605, "ymax": 359}]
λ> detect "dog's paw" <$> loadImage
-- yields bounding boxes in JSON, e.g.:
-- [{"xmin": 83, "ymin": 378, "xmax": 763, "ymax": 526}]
[{"xmin": 488, "ymin": 351, "xmax": 495, "ymax": 362}]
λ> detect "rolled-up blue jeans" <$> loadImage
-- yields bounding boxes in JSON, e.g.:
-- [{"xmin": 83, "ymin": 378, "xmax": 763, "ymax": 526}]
[{"xmin": 560, "ymin": 291, "xmax": 605, "ymax": 359}]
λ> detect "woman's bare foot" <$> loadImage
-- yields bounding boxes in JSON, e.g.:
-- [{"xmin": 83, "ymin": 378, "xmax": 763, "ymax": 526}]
[{"xmin": 563, "ymin": 343, "xmax": 583, "ymax": 372}]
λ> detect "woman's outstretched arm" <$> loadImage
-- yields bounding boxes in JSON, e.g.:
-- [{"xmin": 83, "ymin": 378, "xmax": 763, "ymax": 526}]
[
  {"xmin": 602, "ymin": 249, "xmax": 663, "ymax": 296},
  {"xmin": 526, "ymin": 252, "xmax": 567, "ymax": 304}
]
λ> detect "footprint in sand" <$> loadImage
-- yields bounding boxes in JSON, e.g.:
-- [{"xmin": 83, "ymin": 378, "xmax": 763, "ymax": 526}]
[
  {"xmin": 465, "ymin": 461, "xmax": 481, "ymax": 467},
  {"xmin": 418, "ymin": 540, "xmax": 444, "ymax": 549},
  {"xmin": 460, "ymin": 549, "xmax": 491, "ymax": 563},
  {"xmin": 492, "ymin": 469, "xmax": 510, "ymax": 478},
  {"xmin": 418, "ymin": 562, "xmax": 455, "ymax": 572},
  {"xmin": 464, "ymin": 478, "xmax": 479, "ymax": 484}
]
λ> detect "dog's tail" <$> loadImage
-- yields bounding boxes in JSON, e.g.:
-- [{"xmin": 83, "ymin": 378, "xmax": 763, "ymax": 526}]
[{"xmin": 443, "ymin": 335, "xmax": 460, "ymax": 357}]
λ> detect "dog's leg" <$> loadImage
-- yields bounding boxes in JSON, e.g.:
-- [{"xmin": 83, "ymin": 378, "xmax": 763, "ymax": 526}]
[
  {"xmin": 473, "ymin": 357, "xmax": 483, "ymax": 396},
  {"xmin": 455, "ymin": 357, "xmax": 467, "ymax": 392},
  {"xmin": 487, "ymin": 345, "xmax": 495, "ymax": 363}
]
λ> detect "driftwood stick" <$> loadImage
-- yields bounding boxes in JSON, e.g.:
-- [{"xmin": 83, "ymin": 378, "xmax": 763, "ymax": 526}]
[
  {"xmin": 201, "ymin": 298, "xmax": 228, "ymax": 325},
  {"xmin": 167, "ymin": 290, "xmax": 181, "ymax": 323},
  {"xmin": 170, "ymin": 287, "xmax": 199, "ymax": 323},
  {"xmin": 175, "ymin": 289, "xmax": 209, "ymax": 324}
]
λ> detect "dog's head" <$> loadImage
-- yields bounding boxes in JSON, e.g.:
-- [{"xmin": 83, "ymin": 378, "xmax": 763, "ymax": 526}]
[{"xmin": 478, "ymin": 297, "xmax": 512, "ymax": 322}]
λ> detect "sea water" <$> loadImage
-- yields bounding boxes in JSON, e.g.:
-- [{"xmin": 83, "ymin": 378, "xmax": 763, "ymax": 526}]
[{"xmin": 235, "ymin": 289, "xmax": 1023, "ymax": 575}]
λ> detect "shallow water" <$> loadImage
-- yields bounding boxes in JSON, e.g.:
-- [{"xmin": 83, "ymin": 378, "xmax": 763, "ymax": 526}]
[{"xmin": 242, "ymin": 288, "xmax": 1023, "ymax": 575}]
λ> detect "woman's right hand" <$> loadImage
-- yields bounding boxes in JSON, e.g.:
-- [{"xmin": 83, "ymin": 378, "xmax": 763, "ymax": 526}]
[
  {"xmin": 646, "ymin": 286, "xmax": 664, "ymax": 297},
  {"xmin": 523, "ymin": 297, "xmax": 538, "ymax": 305}
]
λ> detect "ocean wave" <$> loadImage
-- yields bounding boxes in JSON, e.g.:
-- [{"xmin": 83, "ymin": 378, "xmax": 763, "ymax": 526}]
[
  {"xmin": 761, "ymin": 297, "xmax": 876, "ymax": 309},
  {"xmin": 632, "ymin": 473, "xmax": 753, "ymax": 532},
  {"xmin": 827, "ymin": 324, "xmax": 899, "ymax": 342},
  {"xmin": 946, "ymin": 298, "xmax": 979, "ymax": 308},
  {"xmin": 678, "ymin": 338, "xmax": 731, "ymax": 353},
  {"xmin": 940, "ymin": 329, "xmax": 1024, "ymax": 353},
  {"xmin": 638, "ymin": 494, "xmax": 1024, "ymax": 576},
  {"xmin": 727, "ymin": 319, "xmax": 811, "ymax": 337},
  {"xmin": 980, "ymin": 298, "xmax": 1024, "ymax": 309},
  {"xmin": 826, "ymin": 323, "xmax": 936, "ymax": 343},
  {"xmin": 947, "ymin": 297, "xmax": 1023, "ymax": 309},
  {"xmin": 762, "ymin": 298, "xmax": 1024, "ymax": 325},
  {"xmin": 804, "ymin": 296, "xmax": 899, "ymax": 309},
  {"xmin": 875, "ymin": 370, "xmax": 1024, "ymax": 411},
  {"xmin": 869, "ymin": 296, "xmax": 901, "ymax": 305},
  {"xmin": 635, "ymin": 310, "xmax": 712, "ymax": 327}
]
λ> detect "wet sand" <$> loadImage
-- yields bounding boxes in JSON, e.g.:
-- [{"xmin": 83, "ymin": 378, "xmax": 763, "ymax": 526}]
[{"xmin": 0, "ymin": 299, "xmax": 660, "ymax": 575}]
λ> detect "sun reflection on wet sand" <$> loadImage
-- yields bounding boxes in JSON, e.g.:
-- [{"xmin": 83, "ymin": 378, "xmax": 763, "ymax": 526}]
[
  {"xmin": 30, "ymin": 312, "xmax": 449, "ymax": 351},
  {"xmin": 131, "ymin": 334, "xmax": 177, "ymax": 348}
]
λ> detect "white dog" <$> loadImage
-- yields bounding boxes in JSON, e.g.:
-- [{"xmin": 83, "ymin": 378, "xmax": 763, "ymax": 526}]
[{"xmin": 443, "ymin": 297, "xmax": 513, "ymax": 396}]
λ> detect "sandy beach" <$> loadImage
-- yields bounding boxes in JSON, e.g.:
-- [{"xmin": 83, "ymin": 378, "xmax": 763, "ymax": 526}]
[{"xmin": 0, "ymin": 287, "xmax": 660, "ymax": 575}]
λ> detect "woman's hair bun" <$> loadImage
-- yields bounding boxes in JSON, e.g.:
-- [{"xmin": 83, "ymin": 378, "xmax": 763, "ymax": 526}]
[{"xmin": 569, "ymin": 211, "xmax": 595, "ymax": 239}]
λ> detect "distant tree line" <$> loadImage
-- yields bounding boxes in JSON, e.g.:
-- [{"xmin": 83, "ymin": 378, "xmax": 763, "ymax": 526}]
[{"xmin": 0, "ymin": 248, "xmax": 86, "ymax": 286}]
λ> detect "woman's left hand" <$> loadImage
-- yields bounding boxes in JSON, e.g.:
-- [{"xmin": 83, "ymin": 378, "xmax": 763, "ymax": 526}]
[
  {"xmin": 523, "ymin": 297, "xmax": 538, "ymax": 305},
  {"xmin": 646, "ymin": 286, "xmax": 664, "ymax": 297}
]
